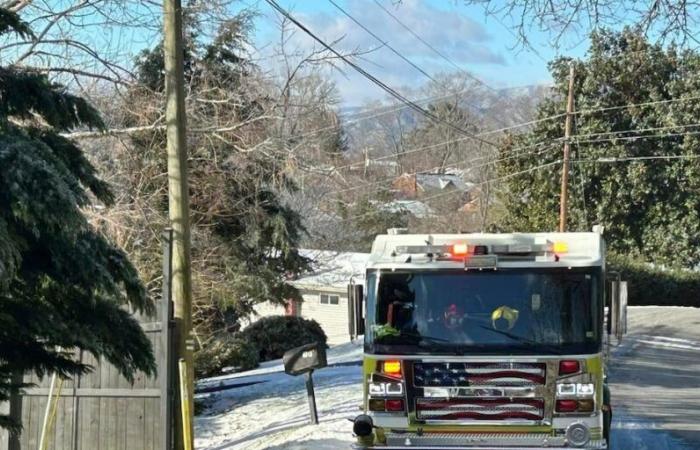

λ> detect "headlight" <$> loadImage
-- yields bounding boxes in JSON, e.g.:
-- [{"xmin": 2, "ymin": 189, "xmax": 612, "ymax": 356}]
[
  {"xmin": 369, "ymin": 381, "xmax": 403, "ymax": 396},
  {"xmin": 556, "ymin": 382, "xmax": 595, "ymax": 397},
  {"xmin": 557, "ymin": 383, "xmax": 576, "ymax": 396},
  {"xmin": 576, "ymin": 383, "xmax": 595, "ymax": 396},
  {"xmin": 369, "ymin": 382, "xmax": 385, "ymax": 396}
]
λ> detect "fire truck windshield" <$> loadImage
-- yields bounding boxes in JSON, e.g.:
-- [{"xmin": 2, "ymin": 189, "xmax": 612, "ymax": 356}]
[{"xmin": 365, "ymin": 268, "xmax": 603, "ymax": 355}]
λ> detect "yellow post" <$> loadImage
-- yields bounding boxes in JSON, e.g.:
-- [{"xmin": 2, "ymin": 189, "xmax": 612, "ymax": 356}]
[{"xmin": 178, "ymin": 358, "xmax": 193, "ymax": 450}]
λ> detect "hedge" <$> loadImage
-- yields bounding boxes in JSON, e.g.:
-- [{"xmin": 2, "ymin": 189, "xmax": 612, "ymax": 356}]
[
  {"xmin": 239, "ymin": 315, "xmax": 327, "ymax": 362},
  {"xmin": 194, "ymin": 335, "xmax": 259, "ymax": 378},
  {"xmin": 608, "ymin": 253, "xmax": 700, "ymax": 307}
]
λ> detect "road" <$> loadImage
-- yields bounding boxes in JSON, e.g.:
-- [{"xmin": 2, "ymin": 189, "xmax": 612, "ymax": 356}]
[
  {"xmin": 609, "ymin": 306, "xmax": 700, "ymax": 449},
  {"xmin": 196, "ymin": 306, "xmax": 700, "ymax": 449}
]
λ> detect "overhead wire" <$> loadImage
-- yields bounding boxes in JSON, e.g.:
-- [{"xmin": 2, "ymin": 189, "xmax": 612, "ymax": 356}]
[
  {"xmin": 263, "ymin": 0, "xmax": 498, "ymax": 148},
  {"xmin": 327, "ymin": 141, "xmax": 557, "ymax": 196},
  {"xmin": 324, "ymin": 101, "xmax": 700, "ymax": 174},
  {"xmin": 573, "ymin": 154, "xmax": 700, "ymax": 163},
  {"xmin": 572, "ymin": 94, "xmax": 700, "ymax": 116},
  {"xmin": 336, "ymin": 159, "xmax": 563, "ymax": 224},
  {"xmin": 326, "ymin": 0, "xmax": 502, "ymax": 126},
  {"xmin": 371, "ymin": 0, "xmax": 501, "ymax": 93},
  {"xmin": 571, "ymin": 129, "xmax": 700, "ymax": 145},
  {"xmin": 336, "ymin": 151, "xmax": 700, "ymax": 226},
  {"xmin": 327, "ymin": 122, "xmax": 700, "ymax": 205},
  {"xmin": 328, "ymin": 119, "xmax": 700, "ymax": 177},
  {"xmin": 327, "ymin": 0, "xmax": 439, "ymax": 84},
  {"xmin": 423, "ymin": 153, "xmax": 700, "ymax": 214},
  {"xmin": 329, "ymin": 113, "xmax": 566, "ymax": 173}
]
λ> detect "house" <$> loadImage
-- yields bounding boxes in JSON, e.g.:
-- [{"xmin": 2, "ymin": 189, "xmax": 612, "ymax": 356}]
[
  {"xmin": 391, "ymin": 172, "xmax": 474, "ymax": 199},
  {"xmin": 252, "ymin": 250, "xmax": 370, "ymax": 345}
]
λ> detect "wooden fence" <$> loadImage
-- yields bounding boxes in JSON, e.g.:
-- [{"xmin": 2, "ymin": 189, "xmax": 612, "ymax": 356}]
[{"xmin": 1, "ymin": 231, "xmax": 175, "ymax": 450}]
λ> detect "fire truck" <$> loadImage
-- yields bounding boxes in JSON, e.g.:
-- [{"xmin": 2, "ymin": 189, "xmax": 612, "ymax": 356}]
[{"xmin": 348, "ymin": 229, "xmax": 627, "ymax": 449}]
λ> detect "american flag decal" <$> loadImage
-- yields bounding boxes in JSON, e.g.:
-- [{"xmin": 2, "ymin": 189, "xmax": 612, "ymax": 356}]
[
  {"xmin": 413, "ymin": 362, "xmax": 547, "ymax": 422},
  {"xmin": 413, "ymin": 362, "xmax": 546, "ymax": 387}
]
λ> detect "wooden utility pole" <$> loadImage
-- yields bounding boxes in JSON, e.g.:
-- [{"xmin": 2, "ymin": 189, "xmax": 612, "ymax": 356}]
[
  {"xmin": 559, "ymin": 63, "xmax": 576, "ymax": 232},
  {"xmin": 163, "ymin": 0, "xmax": 193, "ymax": 448}
]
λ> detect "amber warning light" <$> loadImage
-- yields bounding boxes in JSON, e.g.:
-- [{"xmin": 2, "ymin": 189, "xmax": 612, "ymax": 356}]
[
  {"xmin": 382, "ymin": 360, "xmax": 402, "ymax": 376},
  {"xmin": 552, "ymin": 241, "xmax": 569, "ymax": 254},
  {"xmin": 452, "ymin": 243, "xmax": 469, "ymax": 256}
]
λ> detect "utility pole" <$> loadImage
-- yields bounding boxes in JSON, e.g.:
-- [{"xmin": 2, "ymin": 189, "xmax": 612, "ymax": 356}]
[
  {"xmin": 163, "ymin": 0, "xmax": 193, "ymax": 448},
  {"xmin": 559, "ymin": 63, "xmax": 575, "ymax": 232}
]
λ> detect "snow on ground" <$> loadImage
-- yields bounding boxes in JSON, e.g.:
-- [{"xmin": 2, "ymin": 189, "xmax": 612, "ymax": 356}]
[
  {"xmin": 196, "ymin": 307, "xmax": 700, "ymax": 450},
  {"xmin": 195, "ymin": 341, "xmax": 363, "ymax": 450}
]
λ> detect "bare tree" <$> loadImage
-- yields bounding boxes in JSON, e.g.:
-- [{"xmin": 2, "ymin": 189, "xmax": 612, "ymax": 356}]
[{"xmin": 460, "ymin": 0, "xmax": 700, "ymax": 48}]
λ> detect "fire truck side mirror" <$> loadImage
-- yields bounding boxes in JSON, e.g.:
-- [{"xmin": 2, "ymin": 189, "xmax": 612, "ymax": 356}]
[
  {"xmin": 607, "ymin": 273, "xmax": 628, "ymax": 341},
  {"xmin": 618, "ymin": 281, "xmax": 628, "ymax": 338},
  {"xmin": 348, "ymin": 283, "xmax": 365, "ymax": 339}
]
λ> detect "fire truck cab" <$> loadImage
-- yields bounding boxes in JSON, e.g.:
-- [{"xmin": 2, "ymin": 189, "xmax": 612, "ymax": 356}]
[{"xmin": 348, "ymin": 230, "xmax": 627, "ymax": 449}]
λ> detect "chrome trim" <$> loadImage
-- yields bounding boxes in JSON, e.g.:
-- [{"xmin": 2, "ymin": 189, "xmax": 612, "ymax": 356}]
[
  {"xmin": 352, "ymin": 432, "xmax": 607, "ymax": 449},
  {"xmin": 423, "ymin": 386, "xmax": 539, "ymax": 397},
  {"xmin": 353, "ymin": 445, "xmax": 607, "ymax": 450}
]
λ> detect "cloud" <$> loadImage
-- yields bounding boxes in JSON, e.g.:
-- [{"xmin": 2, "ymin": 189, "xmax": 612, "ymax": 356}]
[{"xmin": 259, "ymin": 0, "xmax": 509, "ymax": 104}]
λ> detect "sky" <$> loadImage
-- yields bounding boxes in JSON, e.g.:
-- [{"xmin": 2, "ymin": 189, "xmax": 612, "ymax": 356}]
[{"xmin": 246, "ymin": 0, "xmax": 590, "ymax": 106}]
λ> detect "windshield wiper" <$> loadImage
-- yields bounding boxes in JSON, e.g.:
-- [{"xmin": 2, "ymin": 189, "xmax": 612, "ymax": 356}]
[
  {"xmin": 476, "ymin": 325, "xmax": 563, "ymax": 355},
  {"xmin": 391, "ymin": 332, "xmax": 475, "ymax": 355}
]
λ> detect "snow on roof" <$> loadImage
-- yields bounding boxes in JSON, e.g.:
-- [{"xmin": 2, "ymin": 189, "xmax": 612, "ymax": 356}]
[
  {"xmin": 293, "ymin": 249, "xmax": 370, "ymax": 290},
  {"xmin": 378, "ymin": 199, "xmax": 434, "ymax": 218},
  {"xmin": 416, "ymin": 172, "xmax": 469, "ymax": 191}
]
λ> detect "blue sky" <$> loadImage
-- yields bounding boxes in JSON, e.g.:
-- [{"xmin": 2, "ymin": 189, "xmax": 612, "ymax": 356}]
[{"xmin": 245, "ymin": 0, "xmax": 589, "ymax": 106}]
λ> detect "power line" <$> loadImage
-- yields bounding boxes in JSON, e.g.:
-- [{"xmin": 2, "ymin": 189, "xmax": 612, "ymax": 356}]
[
  {"xmin": 327, "ymin": 0, "xmax": 438, "ymax": 84},
  {"xmin": 371, "ymin": 0, "xmax": 499, "ymax": 93},
  {"xmin": 573, "ymin": 154, "xmax": 700, "ymax": 163},
  {"xmin": 326, "ymin": 0, "xmax": 504, "ymax": 126},
  {"xmin": 330, "ymin": 118, "xmax": 699, "ymax": 174},
  {"xmin": 263, "ymin": 0, "xmax": 497, "ymax": 148},
  {"xmin": 573, "ymin": 95, "xmax": 700, "ymax": 117},
  {"xmin": 331, "ymin": 114, "xmax": 566, "ymax": 173},
  {"xmin": 360, "ymin": 154, "xmax": 700, "ymax": 225},
  {"xmin": 568, "ymin": 122, "xmax": 700, "ymax": 140},
  {"xmin": 328, "ymin": 125, "xmax": 700, "ymax": 209},
  {"xmin": 327, "ymin": 104, "xmax": 700, "ymax": 174},
  {"xmin": 328, "ymin": 141, "xmax": 556, "ymax": 196},
  {"xmin": 337, "ymin": 159, "xmax": 562, "ymax": 224},
  {"xmin": 571, "ymin": 129, "xmax": 700, "ymax": 145}
]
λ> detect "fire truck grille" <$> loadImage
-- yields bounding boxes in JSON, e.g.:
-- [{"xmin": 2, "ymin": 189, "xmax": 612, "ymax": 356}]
[
  {"xmin": 415, "ymin": 397, "xmax": 545, "ymax": 421},
  {"xmin": 413, "ymin": 362, "xmax": 546, "ymax": 387}
]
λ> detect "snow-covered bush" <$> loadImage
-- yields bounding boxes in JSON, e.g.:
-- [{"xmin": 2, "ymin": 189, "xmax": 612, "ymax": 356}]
[
  {"xmin": 240, "ymin": 316, "xmax": 327, "ymax": 362},
  {"xmin": 195, "ymin": 335, "xmax": 259, "ymax": 378},
  {"xmin": 609, "ymin": 253, "xmax": 700, "ymax": 306}
]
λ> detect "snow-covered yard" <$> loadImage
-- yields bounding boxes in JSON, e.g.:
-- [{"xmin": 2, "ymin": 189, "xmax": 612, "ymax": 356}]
[
  {"xmin": 195, "ymin": 307, "xmax": 699, "ymax": 450},
  {"xmin": 195, "ymin": 341, "xmax": 363, "ymax": 450}
]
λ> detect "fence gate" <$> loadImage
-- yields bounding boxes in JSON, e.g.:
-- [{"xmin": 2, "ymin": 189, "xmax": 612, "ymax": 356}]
[{"xmin": 1, "ymin": 230, "xmax": 175, "ymax": 450}]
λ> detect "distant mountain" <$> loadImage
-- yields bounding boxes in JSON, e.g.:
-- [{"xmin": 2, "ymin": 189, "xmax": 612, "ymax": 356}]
[{"xmin": 339, "ymin": 83, "xmax": 551, "ymax": 157}]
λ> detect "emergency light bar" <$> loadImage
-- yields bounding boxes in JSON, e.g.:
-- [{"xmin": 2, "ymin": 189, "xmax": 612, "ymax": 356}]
[{"xmin": 393, "ymin": 241, "xmax": 568, "ymax": 258}]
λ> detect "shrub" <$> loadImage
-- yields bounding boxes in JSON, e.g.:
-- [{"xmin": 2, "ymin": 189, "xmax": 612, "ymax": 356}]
[
  {"xmin": 608, "ymin": 253, "xmax": 700, "ymax": 307},
  {"xmin": 240, "ymin": 315, "xmax": 328, "ymax": 362},
  {"xmin": 194, "ymin": 335, "xmax": 259, "ymax": 378}
]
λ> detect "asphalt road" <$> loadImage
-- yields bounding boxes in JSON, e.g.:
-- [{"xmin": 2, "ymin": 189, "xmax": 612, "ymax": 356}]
[{"xmin": 609, "ymin": 306, "xmax": 700, "ymax": 449}]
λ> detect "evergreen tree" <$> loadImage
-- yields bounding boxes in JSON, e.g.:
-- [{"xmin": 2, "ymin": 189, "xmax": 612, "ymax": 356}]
[
  {"xmin": 0, "ymin": 8, "xmax": 154, "ymax": 430},
  {"xmin": 496, "ymin": 29, "xmax": 700, "ymax": 268},
  {"xmin": 107, "ymin": 9, "xmax": 311, "ymax": 340}
]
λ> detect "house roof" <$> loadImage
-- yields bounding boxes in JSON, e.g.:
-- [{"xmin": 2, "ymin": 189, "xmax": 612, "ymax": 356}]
[
  {"xmin": 416, "ymin": 173, "xmax": 470, "ymax": 191},
  {"xmin": 378, "ymin": 200, "xmax": 434, "ymax": 218},
  {"xmin": 293, "ymin": 249, "xmax": 370, "ymax": 291}
]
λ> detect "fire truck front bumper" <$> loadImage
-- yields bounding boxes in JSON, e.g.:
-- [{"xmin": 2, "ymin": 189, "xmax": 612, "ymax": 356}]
[{"xmin": 352, "ymin": 431, "xmax": 607, "ymax": 450}]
